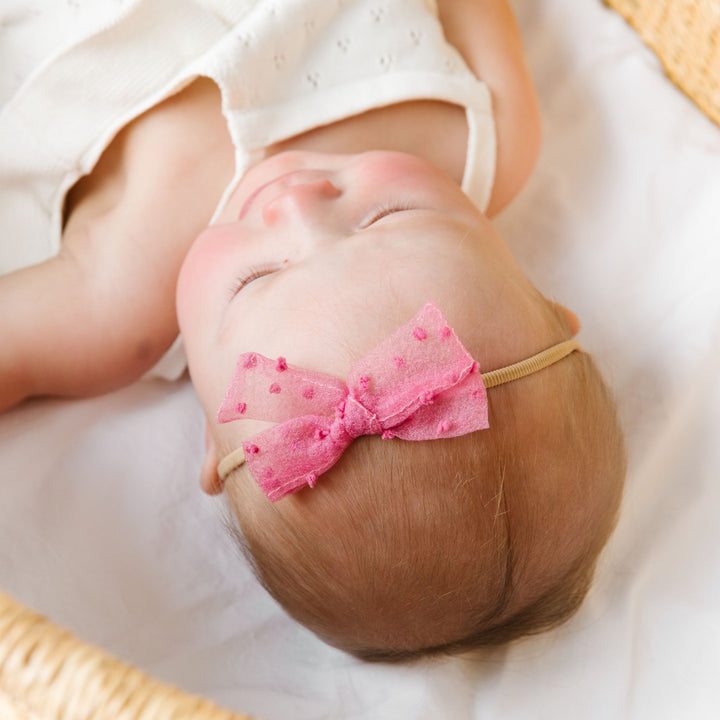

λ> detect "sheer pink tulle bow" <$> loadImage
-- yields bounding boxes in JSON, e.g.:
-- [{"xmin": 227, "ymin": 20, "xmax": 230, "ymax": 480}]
[{"xmin": 216, "ymin": 302, "xmax": 489, "ymax": 501}]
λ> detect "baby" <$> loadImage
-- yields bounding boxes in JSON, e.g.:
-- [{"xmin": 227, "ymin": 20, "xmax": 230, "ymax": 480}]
[{"xmin": 0, "ymin": 0, "xmax": 625, "ymax": 661}]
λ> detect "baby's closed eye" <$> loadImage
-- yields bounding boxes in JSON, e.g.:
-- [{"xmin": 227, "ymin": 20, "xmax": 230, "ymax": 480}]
[
  {"xmin": 228, "ymin": 264, "xmax": 282, "ymax": 298},
  {"xmin": 359, "ymin": 202, "xmax": 417, "ymax": 228}
]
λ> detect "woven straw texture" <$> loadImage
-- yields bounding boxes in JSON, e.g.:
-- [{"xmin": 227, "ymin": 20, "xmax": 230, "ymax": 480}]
[
  {"xmin": 604, "ymin": 0, "xmax": 720, "ymax": 127},
  {"xmin": 0, "ymin": 592, "xmax": 257, "ymax": 720}
]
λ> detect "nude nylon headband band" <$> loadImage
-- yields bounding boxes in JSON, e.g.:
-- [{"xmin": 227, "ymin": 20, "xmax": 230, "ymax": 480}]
[
  {"xmin": 481, "ymin": 338, "xmax": 581, "ymax": 388},
  {"xmin": 216, "ymin": 338, "xmax": 581, "ymax": 482}
]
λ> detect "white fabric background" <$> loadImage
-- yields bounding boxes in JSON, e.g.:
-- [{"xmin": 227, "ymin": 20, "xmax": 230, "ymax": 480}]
[{"xmin": 1, "ymin": 0, "xmax": 719, "ymax": 717}]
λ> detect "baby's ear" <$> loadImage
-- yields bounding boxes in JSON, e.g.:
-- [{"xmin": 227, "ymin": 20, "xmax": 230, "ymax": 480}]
[
  {"xmin": 554, "ymin": 303, "xmax": 581, "ymax": 337},
  {"xmin": 201, "ymin": 422, "xmax": 224, "ymax": 495}
]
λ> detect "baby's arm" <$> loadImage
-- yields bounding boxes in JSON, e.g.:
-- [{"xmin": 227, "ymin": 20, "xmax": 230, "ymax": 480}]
[
  {"xmin": 0, "ymin": 80, "xmax": 236, "ymax": 413},
  {"xmin": 0, "ymin": 257, "xmax": 117, "ymax": 411},
  {"xmin": 437, "ymin": 0, "xmax": 542, "ymax": 216},
  {"xmin": 0, "ymin": 265, "xmax": 45, "ymax": 410},
  {"xmin": 0, "ymin": 223, "xmax": 179, "ymax": 413}
]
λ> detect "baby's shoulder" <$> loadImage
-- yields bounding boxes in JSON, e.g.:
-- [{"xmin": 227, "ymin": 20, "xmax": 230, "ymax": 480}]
[{"xmin": 63, "ymin": 78, "xmax": 233, "ymax": 235}]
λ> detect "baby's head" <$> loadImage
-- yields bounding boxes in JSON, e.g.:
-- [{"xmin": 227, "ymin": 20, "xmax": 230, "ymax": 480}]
[{"xmin": 177, "ymin": 150, "xmax": 626, "ymax": 661}]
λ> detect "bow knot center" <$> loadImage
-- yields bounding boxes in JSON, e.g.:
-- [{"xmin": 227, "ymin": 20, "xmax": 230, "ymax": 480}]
[{"xmin": 334, "ymin": 395, "xmax": 383, "ymax": 439}]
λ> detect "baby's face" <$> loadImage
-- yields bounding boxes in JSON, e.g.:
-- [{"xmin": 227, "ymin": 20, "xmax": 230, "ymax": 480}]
[{"xmin": 177, "ymin": 150, "xmax": 540, "ymax": 469}]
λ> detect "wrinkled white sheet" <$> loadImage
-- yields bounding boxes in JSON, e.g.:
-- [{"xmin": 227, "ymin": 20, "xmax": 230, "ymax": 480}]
[{"xmin": 1, "ymin": 1, "xmax": 719, "ymax": 717}]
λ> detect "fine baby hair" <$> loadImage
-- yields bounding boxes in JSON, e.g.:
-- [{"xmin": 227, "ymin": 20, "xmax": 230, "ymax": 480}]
[{"xmin": 217, "ymin": 301, "xmax": 626, "ymax": 661}]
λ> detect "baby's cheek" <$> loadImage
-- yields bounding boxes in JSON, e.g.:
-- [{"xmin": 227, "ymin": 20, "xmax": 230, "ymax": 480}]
[
  {"xmin": 176, "ymin": 235, "xmax": 223, "ymax": 411},
  {"xmin": 177, "ymin": 226, "xmax": 236, "ymax": 320},
  {"xmin": 184, "ymin": 225, "xmax": 238, "ymax": 280}
]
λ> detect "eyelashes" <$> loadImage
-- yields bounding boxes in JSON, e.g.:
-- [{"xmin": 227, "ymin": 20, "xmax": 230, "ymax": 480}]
[
  {"xmin": 228, "ymin": 264, "xmax": 279, "ymax": 299},
  {"xmin": 361, "ymin": 201, "xmax": 416, "ymax": 228}
]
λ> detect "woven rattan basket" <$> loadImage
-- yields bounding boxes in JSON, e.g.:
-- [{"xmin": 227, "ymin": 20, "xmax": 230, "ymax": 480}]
[
  {"xmin": 604, "ymin": 0, "xmax": 720, "ymax": 127},
  {"xmin": 0, "ymin": 591, "xmax": 256, "ymax": 720}
]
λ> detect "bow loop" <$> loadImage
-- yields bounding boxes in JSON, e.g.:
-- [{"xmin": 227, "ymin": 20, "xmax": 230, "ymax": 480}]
[
  {"xmin": 217, "ymin": 353, "xmax": 347, "ymax": 424},
  {"xmin": 346, "ymin": 303, "xmax": 481, "ymax": 426},
  {"xmin": 241, "ymin": 415, "xmax": 353, "ymax": 502}
]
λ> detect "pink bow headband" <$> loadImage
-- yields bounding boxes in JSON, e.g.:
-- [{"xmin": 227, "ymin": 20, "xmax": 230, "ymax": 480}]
[{"xmin": 216, "ymin": 302, "xmax": 580, "ymax": 501}]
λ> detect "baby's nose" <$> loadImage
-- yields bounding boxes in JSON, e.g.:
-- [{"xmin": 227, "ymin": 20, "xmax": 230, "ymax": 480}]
[{"xmin": 261, "ymin": 178, "xmax": 342, "ymax": 226}]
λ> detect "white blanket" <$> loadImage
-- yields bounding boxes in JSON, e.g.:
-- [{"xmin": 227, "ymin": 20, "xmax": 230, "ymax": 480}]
[{"xmin": 2, "ymin": 1, "xmax": 719, "ymax": 717}]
